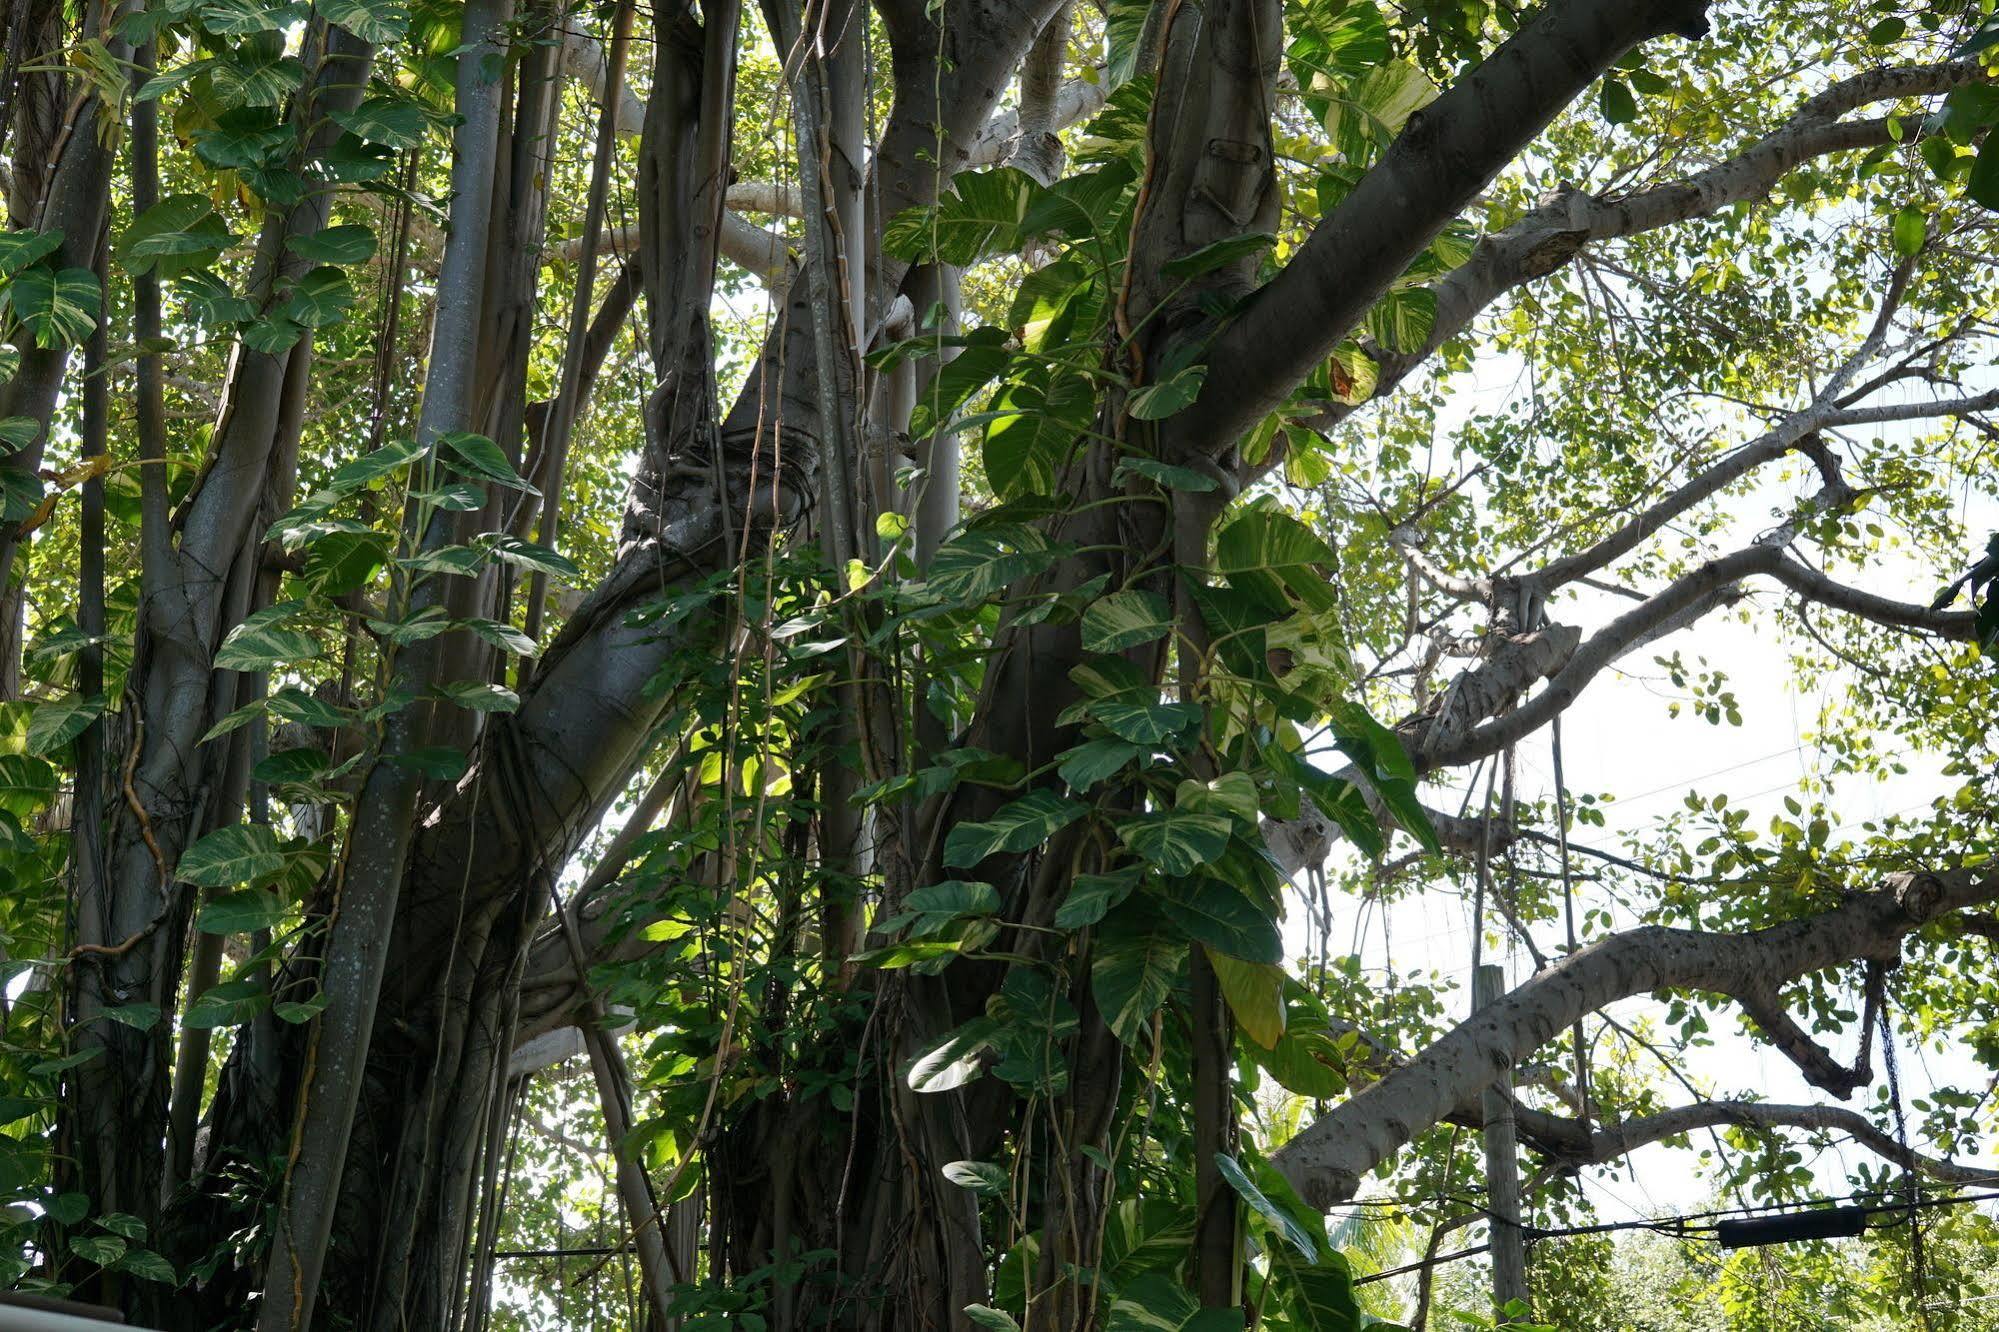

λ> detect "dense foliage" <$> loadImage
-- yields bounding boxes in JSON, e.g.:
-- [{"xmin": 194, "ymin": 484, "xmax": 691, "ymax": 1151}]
[{"xmin": 0, "ymin": 0, "xmax": 1995, "ymax": 1326}]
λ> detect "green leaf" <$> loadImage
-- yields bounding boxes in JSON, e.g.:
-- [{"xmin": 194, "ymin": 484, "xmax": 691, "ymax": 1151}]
[
  {"xmin": 893, "ymin": 880, "xmax": 1003, "ymax": 937},
  {"xmin": 1151, "ymin": 876, "xmax": 1281, "ymax": 962},
  {"xmin": 1081, "ymin": 590, "xmax": 1172, "ymax": 654},
  {"xmin": 1964, "ymin": 134, "xmax": 1999, "ymax": 210},
  {"xmin": 905, "ymin": 1018, "xmax": 998, "ymax": 1092},
  {"xmin": 8, "ymin": 266, "xmax": 100, "ymax": 348},
  {"xmin": 1091, "ymin": 911, "xmax": 1184, "ymax": 1042},
  {"xmin": 100, "ymin": 1002, "xmax": 164, "ymax": 1031},
  {"xmin": 1362, "ymin": 286, "xmax": 1436, "ymax": 356},
  {"xmin": 482, "ymin": 535, "xmax": 579, "ymax": 581},
  {"xmin": 925, "ymin": 523, "xmax": 1072, "ymax": 604},
  {"xmin": 1214, "ymin": 502, "xmax": 1340, "ymax": 614},
  {"xmin": 883, "ymin": 168, "xmax": 1039, "ymax": 265},
  {"xmin": 1116, "ymin": 809, "xmax": 1232, "ymax": 875},
  {"xmin": 1268, "ymin": 1251, "xmax": 1364, "ymax": 1330},
  {"xmin": 199, "ymin": 0, "xmax": 299, "ymax": 36},
  {"xmin": 1055, "ymin": 867, "xmax": 1142, "ymax": 929},
  {"xmin": 434, "ymin": 681, "xmax": 520, "ymax": 714},
  {"xmin": 0, "ymin": 229, "xmax": 63, "ymax": 277},
  {"xmin": 1322, "ymin": 58, "xmax": 1436, "ymax": 160},
  {"xmin": 325, "ymin": 436, "xmax": 428, "ymax": 494},
  {"xmin": 320, "ymin": 0, "xmax": 410, "ymax": 42},
  {"xmin": 179, "ymin": 825, "xmax": 287, "ymax": 888},
  {"xmin": 1252, "ymin": 1027, "xmax": 1348, "ymax": 1097},
  {"xmin": 963, "ymin": 1307, "xmax": 1021, "ymax": 1332},
  {"xmin": 1892, "ymin": 206, "xmax": 1927, "ymax": 257},
  {"xmin": 304, "ymin": 528, "xmax": 391, "ymax": 595},
  {"xmin": 253, "ymin": 747, "xmax": 328, "ymax": 785},
  {"xmin": 281, "ymin": 266, "xmax": 354, "ymax": 328},
  {"xmin": 1160, "ymin": 232, "xmax": 1274, "ymax": 279},
  {"xmin": 982, "ymin": 369, "xmax": 1094, "ymax": 498},
  {"xmin": 1866, "ymin": 15, "xmax": 1906, "ymax": 43},
  {"xmin": 1104, "ymin": 1274, "xmax": 1244, "ymax": 1332},
  {"xmin": 117, "ymin": 1248, "xmax": 178, "ymax": 1284},
  {"xmin": 1206, "ymin": 951, "xmax": 1286, "ymax": 1047},
  {"xmin": 196, "ymin": 889, "xmax": 288, "ymax": 934},
  {"xmin": 69, "ymin": 1234, "xmax": 126, "ymax": 1267},
  {"xmin": 389, "ymin": 746, "xmax": 469, "ymax": 781},
  {"xmin": 1215, "ymin": 1154, "xmax": 1318, "ymax": 1261},
  {"xmin": 440, "ymin": 431, "xmax": 537, "ymax": 492},
  {"xmin": 942, "ymin": 1161, "xmax": 1010, "ymax": 1195},
  {"xmin": 1599, "ymin": 77, "xmax": 1637, "ymax": 124},
  {"xmin": 943, "ymin": 790, "xmax": 1087, "ymax": 868},
  {"xmin": 910, "ymin": 327, "xmax": 1010, "ymax": 441},
  {"xmin": 216, "ymin": 603, "xmax": 318, "ymax": 671},
  {"xmin": 331, "ymin": 95, "xmax": 428, "ymax": 148},
  {"xmin": 414, "ymin": 481, "xmax": 487, "ymax": 511},
  {"xmin": 287, "ymin": 224, "xmax": 378, "ymax": 266},
  {"xmin": 213, "ymin": 49, "xmax": 305, "ymax": 109},
  {"xmin": 0, "ymin": 753, "xmax": 56, "ymax": 817},
  {"xmin": 185, "ymin": 977, "xmax": 268, "ymax": 1029},
  {"xmin": 27, "ymin": 694, "xmax": 104, "ymax": 756},
  {"xmin": 1114, "ymin": 457, "xmax": 1219, "ymax": 492},
  {"xmin": 117, "ymin": 195, "xmax": 233, "ymax": 275},
  {"xmin": 46, "ymin": 1193, "xmax": 89, "ymax": 1226},
  {"xmin": 457, "ymin": 616, "xmax": 539, "ymax": 657},
  {"xmin": 1057, "ymin": 737, "xmax": 1143, "ymax": 792},
  {"xmin": 1091, "ymin": 699, "xmax": 1201, "ymax": 746},
  {"xmin": 0, "ymin": 416, "xmax": 39, "ymax": 451},
  {"xmin": 274, "ymin": 992, "xmax": 330, "ymax": 1023},
  {"xmin": 1128, "ymin": 365, "xmax": 1208, "ymax": 421}
]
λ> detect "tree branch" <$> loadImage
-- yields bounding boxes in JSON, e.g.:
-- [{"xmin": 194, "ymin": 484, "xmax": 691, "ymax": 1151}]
[
  {"xmin": 1271, "ymin": 869, "xmax": 1999, "ymax": 1208},
  {"xmin": 1185, "ymin": 0, "xmax": 1714, "ymax": 453},
  {"xmin": 1306, "ymin": 60, "xmax": 1986, "ymax": 433}
]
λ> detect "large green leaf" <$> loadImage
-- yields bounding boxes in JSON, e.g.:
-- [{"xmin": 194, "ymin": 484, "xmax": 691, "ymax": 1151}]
[
  {"xmin": 905, "ymin": 1018, "xmax": 998, "ymax": 1092},
  {"xmin": 1104, "ymin": 1274, "xmax": 1244, "ymax": 1332},
  {"xmin": 179, "ymin": 825, "xmax": 287, "ymax": 888},
  {"xmin": 281, "ymin": 266, "xmax": 355, "ymax": 328},
  {"xmin": 1150, "ymin": 875, "xmax": 1281, "ymax": 962},
  {"xmin": 944, "ymin": 790, "xmax": 1087, "ymax": 867},
  {"xmin": 1091, "ymin": 911, "xmax": 1184, "ymax": 1042},
  {"xmin": 26, "ymin": 694, "xmax": 104, "ymax": 756},
  {"xmin": 1091, "ymin": 699, "xmax": 1201, "ymax": 746},
  {"xmin": 185, "ymin": 977, "xmax": 268, "ymax": 1029},
  {"xmin": 0, "ymin": 753, "xmax": 56, "ymax": 818},
  {"xmin": 331, "ymin": 95, "xmax": 429, "ymax": 148},
  {"xmin": 1115, "ymin": 809, "xmax": 1232, "ymax": 876},
  {"xmin": 1057, "ymin": 737, "xmax": 1144, "ymax": 792},
  {"xmin": 982, "ymin": 369, "xmax": 1094, "ymax": 498},
  {"xmin": 1081, "ymin": 590, "xmax": 1172, "ymax": 654},
  {"xmin": 319, "ymin": 0, "xmax": 410, "ymax": 42},
  {"xmin": 8, "ymin": 266, "xmax": 100, "ymax": 348},
  {"xmin": 0, "ymin": 229, "xmax": 62, "ymax": 277},
  {"xmin": 1213, "ymin": 502, "xmax": 1341, "ymax": 614},
  {"xmin": 926, "ymin": 523, "xmax": 1074, "ymax": 605},
  {"xmin": 1206, "ymin": 951, "xmax": 1287, "ymax": 1047},
  {"xmin": 209, "ymin": 50, "xmax": 305, "ymax": 109},
  {"xmin": 885, "ymin": 880, "xmax": 1003, "ymax": 937},
  {"xmin": 287, "ymin": 224, "xmax": 378, "ymax": 266},
  {"xmin": 909, "ymin": 327, "xmax": 1010, "ymax": 441},
  {"xmin": 1054, "ymin": 866, "xmax": 1142, "ymax": 929},
  {"xmin": 1322, "ymin": 58, "xmax": 1437, "ymax": 161},
  {"xmin": 883, "ymin": 168, "xmax": 1039, "ymax": 265},
  {"xmin": 117, "ymin": 195, "xmax": 233, "ymax": 276},
  {"xmin": 196, "ymin": 889, "xmax": 288, "ymax": 935},
  {"xmin": 215, "ymin": 602, "xmax": 318, "ymax": 671},
  {"xmin": 1215, "ymin": 1154, "xmax": 1319, "ymax": 1261}
]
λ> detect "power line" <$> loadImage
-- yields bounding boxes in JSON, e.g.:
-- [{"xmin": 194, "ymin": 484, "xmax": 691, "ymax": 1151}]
[{"xmin": 1351, "ymin": 1188, "xmax": 1999, "ymax": 1286}]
